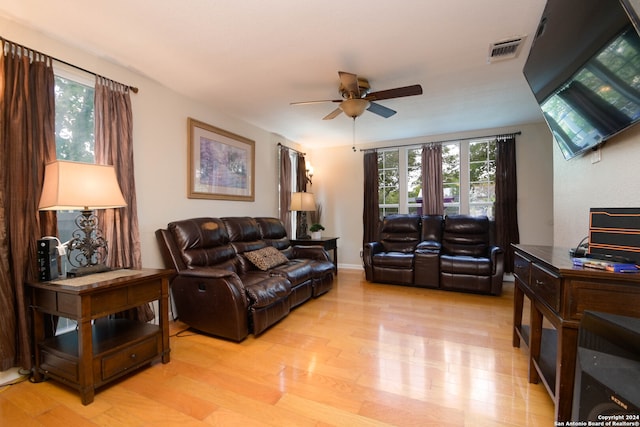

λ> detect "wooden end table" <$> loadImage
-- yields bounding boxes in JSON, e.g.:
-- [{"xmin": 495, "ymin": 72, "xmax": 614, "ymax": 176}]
[
  {"xmin": 291, "ymin": 236, "xmax": 339, "ymax": 272},
  {"xmin": 26, "ymin": 268, "xmax": 173, "ymax": 405}
]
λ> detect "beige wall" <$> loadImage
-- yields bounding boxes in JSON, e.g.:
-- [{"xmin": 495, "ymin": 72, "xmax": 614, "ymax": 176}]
[
  {"xmin": 3, "ymin": 16, "xmax": 555, "ymax": 271},
  {"xmin": 553, "ymin": 123, "xmax": 640, "ymax": 249}
]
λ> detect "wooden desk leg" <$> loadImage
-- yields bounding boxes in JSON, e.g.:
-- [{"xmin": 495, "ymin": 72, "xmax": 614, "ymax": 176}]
[
  {"xmin": 78, "ymin": 318, "xmax": 95, "ymax": 405},
  {"xmin": 513, "ymin": 282, "xmax": 524, "ymax": 347},
  {"xmin": 31, "ymin": 305, "xmax": 44, "ymax": 383},
  {"xmin": 333, "ymin": 245, "xmax": 338, "ymax": 273},
  {"xmin": 528, "ymin": 303, "xmax": 543, "ymax": 384},
  {"xmin": 160, "ymin": 278, "xmax": 171, "ymax": 363},
  {"xmin": 555, "ymin": 325, "xmax": 578, "ymax": 422}
]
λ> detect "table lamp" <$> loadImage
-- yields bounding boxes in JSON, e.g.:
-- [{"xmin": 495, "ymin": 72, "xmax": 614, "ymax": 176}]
[
  {"xmin": 290, "ymin": 192, "xmax": 316, "ymax": 239},
  {"xmin": 38, "ymin": 160, "xmax": 127, "ymax": 277}
]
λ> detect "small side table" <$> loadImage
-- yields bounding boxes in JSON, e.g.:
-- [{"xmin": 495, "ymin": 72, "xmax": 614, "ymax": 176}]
[
  {"xmin": 291, "ymin": 236, "xmax": 339, "ymax": 272},
  {"xmin": 26, "ymin": 268, "xmax": 173, "ymax": 405}
]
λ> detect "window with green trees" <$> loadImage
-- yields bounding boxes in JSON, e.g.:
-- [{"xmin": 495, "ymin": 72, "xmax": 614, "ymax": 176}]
[{"xmin": 377, "ymin": 138, "xmax": 496, "ymax": 220}]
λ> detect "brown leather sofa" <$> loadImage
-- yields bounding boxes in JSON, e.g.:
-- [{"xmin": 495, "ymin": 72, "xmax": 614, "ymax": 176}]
[
  {"xmin": 363, "ymin": 214, "xmax": 504, "ymax": 295},
  {"xmin": 156, "ymin": 216, "xmax": 335, "ymax": 341}
]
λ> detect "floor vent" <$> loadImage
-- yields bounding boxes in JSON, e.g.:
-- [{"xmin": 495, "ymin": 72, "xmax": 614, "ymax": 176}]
[{"xmin": 488, "ymin": 36, "xmax": 526, "ymax": 63}]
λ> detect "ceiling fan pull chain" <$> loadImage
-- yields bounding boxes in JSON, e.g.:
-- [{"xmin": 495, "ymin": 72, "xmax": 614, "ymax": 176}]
[{"xmin": 352, "ymin": 117, "xmax": 357, "ymax": 152}]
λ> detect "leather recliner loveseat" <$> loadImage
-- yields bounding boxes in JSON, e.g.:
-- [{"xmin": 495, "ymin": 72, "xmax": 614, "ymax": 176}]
[
  {"xmin": 363, "ymin": 214, "xmax": 504, "ymax": 295},
  {"xmin": 156, "ymin": 216, "xmax": 335, "ymax": 341}
]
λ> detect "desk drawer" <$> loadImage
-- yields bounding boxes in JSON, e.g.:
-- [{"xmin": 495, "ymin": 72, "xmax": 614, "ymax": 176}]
[
  {"xmin": 531, "ymin": 263, "xmax": 560, "ymax": 312},
  {"xmin": 101, "ymin": 335, "xmax": 159, "ymax": 381},
  {"xmin": 513, "ymin": 253, "xmax": 531, "ymax": 285}
]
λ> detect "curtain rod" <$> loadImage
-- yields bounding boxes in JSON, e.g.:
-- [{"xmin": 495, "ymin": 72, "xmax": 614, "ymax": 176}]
[
  {"xmin": 277, "ymin": 142, "xmax": 306, "ymax": 156},
  {"xmin": 360, "ymin": 131, "xmax": 521, "ymax": 152},
  {"xmin": 1, "ymin": 36, "xmax": 139, "ymax": 94}
]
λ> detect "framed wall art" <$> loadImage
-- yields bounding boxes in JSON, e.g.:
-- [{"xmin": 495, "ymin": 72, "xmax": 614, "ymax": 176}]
[{"xmin": 187, "ymin": 118, "xmax": 255, "ymax": 201}]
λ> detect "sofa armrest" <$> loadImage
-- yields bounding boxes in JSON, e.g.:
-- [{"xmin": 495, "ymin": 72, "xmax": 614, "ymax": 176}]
[
  {"xmin": 364, "ymin": 241, "xmax": 383, "ymax": 256},
  {"xmin": 363, "ymin": 242, "xmax": 384, "ymax": 281},
  {"xmin": 489, "ymin": 245, "xmax": 504, "ymax": 268},
  {"xmin": 170, "ymin": 267, "xmax": 249, "ymax": 341},
  {"xmin": 415, "ymin": 240, "xmax": 441, "ymax": 254},
  {"xmin": 179, "ymin": 266, "xmax": 240, "ymax": 280},
  {"xmin": 291, "ymin": 245, "xmax": 331, "ymax": 262}
]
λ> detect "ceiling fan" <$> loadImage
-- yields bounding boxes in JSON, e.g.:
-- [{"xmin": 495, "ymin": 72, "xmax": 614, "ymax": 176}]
[{"xmin": 291, "ymin": 71, "xmax": 423, "ymax": 120}]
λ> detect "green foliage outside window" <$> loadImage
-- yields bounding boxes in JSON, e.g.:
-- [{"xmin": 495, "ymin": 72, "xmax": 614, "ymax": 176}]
[{"xmin": 54, "ymin": 76, "xmax": 95, "ymax": 162}]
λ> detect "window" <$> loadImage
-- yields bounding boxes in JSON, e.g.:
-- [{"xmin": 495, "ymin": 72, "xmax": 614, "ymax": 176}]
[
  {"xmin": 378, "ymin": 149, "xmax": 399, "ymax": 218},
  {"xmin": 53, "ymin": 65, "xmax": 95, "ymax": 334},
  {"xmin": 468, "ymin": 139, "xmax": 496, "ymax": 218},
  {"xmin": 378, "ymin": 138, "xmax": 496, "ymax": 220}
]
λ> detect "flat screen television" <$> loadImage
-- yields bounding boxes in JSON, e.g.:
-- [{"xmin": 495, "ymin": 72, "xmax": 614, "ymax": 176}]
[{"xmin": 523, "ymin": 0, "xmax": 640, "ymax": 160}]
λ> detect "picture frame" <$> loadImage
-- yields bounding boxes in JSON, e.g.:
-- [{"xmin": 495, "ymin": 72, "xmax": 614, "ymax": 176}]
[{"xmin": 187, "ymin": 118, "xmax": 255, "ymax": 201}]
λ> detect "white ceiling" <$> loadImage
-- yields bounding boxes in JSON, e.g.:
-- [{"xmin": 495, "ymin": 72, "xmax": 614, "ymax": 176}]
[{"xmin": 0, "ymin": 0, "xmax": 548, "ymax": 148}]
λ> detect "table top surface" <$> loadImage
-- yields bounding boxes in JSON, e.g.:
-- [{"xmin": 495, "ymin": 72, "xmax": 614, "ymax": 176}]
[
  {"xmin": 291, "ymin": 236, "xmax": 339, "ymax": 242},
  {"xmin": 513, "ymin": 244, "xmax": 640, "ymax": 282},
  {"xmin": 26, "ymin": 268, "xmax": 174, "ymax": 293}
]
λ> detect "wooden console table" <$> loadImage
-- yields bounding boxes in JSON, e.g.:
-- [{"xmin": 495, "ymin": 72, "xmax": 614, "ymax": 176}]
[
  {"xmin": 512, "ymin": 245, "xmax": 640, "ymax": 421},
  {"xmin": 27, "ymin": 268, "xmax": 173, "ymax": 405},
  {"xmin": 291, "ymin": 236, "xmax": 339, "ymax": 272}
]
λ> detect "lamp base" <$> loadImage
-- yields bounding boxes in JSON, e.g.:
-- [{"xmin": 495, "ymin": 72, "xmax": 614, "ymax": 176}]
[{"xmin": 67, "ymin": 263, "xmax": 111, "ymax": 278}]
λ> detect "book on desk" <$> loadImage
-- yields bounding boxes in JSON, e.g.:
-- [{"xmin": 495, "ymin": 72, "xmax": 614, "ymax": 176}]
[{"xmin": 572, "ymin": 257, "xmax": 639, "ymax": 273}]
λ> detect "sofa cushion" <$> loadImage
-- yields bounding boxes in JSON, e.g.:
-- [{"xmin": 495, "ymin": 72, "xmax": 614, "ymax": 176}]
[
  {"xmin": 245, "ymin": 246, "xmax": 289, "ymax": 271},
  {"xmin": 440, "ymin": 254, "xmax": 492, "ymax": 275},
  {"xmin": 240, "ymin": 272, "xmax": 291, "ymax": 308},
  {"xmin": 269, "ymin": 259, "xmax": 313, "ymax": 285},
  {"xmin": 372, "ymin": 252, "xmax": 414, "ymax": 269}
]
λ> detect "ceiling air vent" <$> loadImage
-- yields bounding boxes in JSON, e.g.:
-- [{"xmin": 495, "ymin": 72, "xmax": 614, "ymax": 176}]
[{"xmin": 487, "ymin": 36, "xmax": 526, "ymax": 63}]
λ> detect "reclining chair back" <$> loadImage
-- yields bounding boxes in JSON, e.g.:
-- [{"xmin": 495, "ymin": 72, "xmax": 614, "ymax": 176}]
[
  {"xmin": 379, "ymin": 214, "xmax": 421, "ymax": 253},
  {"xmin": 442, "ymin": 215, "xmax": 490, "ymax": 257},
  {"xmin": 167, "ymin": 217, "xmax": 238, "ymax": 272},
  {"xmin": 255, "ymin": 217, "xmax": 294, "ymax": 257}
]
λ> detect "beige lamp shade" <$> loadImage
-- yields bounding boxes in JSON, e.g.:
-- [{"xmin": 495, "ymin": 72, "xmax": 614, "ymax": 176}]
[
  {"xmin": 38, "ymin": 160, "xmax": 127, "ymax": 211},
  {"xmin": 290, "ymin": 192, "xmax": 316, "ymax": 211}
]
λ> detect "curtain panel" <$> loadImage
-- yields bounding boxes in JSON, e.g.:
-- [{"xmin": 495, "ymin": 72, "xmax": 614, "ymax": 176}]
[
  {"xmin": 279, "ymin": 145, "xmax": 292, "ymax": 237},
  {"xmin": 363, "ymin": 151, "xmax": 380, "ymax": 245},
  {"xmin": 421, "ymin": 144, "xmax": 444, "ymax": 215},
  {"xmin": 495, "ymin": 135, "xmax": 520, "ymax": 273},
  {"xmin": 94, "ymin": 76, "xmax": 152, "ymax": 322},
  {"xmin": 0, "ymin": 41, "xmax": 56, "ymax": 370}
]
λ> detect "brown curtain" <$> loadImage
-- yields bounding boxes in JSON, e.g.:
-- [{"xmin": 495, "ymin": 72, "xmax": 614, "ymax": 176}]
[
  {"xmin": 296, "ymin": 153, "xmax": 307, "ymax": 192},
  {"xmin": 295, "ymin": 153, "xmax": 307, "ymax": 237},
  {"xmin": 0, "ymin": 40, "xmax": 56, "ymax": 370},
  {"xmin": 421, "ymin": 144, "xmax": 444, "ymax": 215},
  {"xmin": 495, "ymin": 135, "xmax": 520, "ymax": 273},
  {"xmin": 279, "ymin": 145, "xmax": 292, "ymax": 237},
  {"xmin": 94, "ymin": 76, "xmax": 152, "ymax": 322},
  {"xmin": 363, "ymin": 150, "xmax": 380, "ymax": 245}
]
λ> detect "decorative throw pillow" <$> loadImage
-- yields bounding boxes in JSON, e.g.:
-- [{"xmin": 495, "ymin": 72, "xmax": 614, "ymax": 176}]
[{"xmin": 244, "ymin": 246, "xmax": 289, "ymax": 271}]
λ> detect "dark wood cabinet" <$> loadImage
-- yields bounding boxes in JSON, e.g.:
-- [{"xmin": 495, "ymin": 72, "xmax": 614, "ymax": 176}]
[
  {"xmin": 27, "ymin": 269, "xmax": 173, "ymax": 405},
  {"xmin": 512, "ymin": 245, "xmax": 640, "ymax": 421}
]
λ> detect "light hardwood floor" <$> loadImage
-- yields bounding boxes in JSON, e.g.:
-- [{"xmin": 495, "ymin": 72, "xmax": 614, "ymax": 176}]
[{"xmin": 0, "ymin": 270, "xmax": 554, "ymax": 426}]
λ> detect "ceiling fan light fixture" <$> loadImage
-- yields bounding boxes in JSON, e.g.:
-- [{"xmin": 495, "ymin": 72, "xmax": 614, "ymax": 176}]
[{"xmin": 340, "ymin": 99, "xmax": 370, "ymax": 118}]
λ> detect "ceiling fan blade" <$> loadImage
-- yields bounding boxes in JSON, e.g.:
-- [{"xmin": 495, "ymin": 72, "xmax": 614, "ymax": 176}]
[
  {"xmin": 367, "ymin": 102, "xmax": 397, "ymax": 118},
  {"xmin": 322, "ymin": 107, "xmax": 343, "ymax": 120},
  {"xmin": 290, "ymin": 99, "xmax": 341, "ymax": 106},
  {"xmin": 366, "ymin": 84, "xmax": 423, "ymax": 101},
  {"xmin": 338, "ymin": 71, "xmax": 360, "ymax": 97}
]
